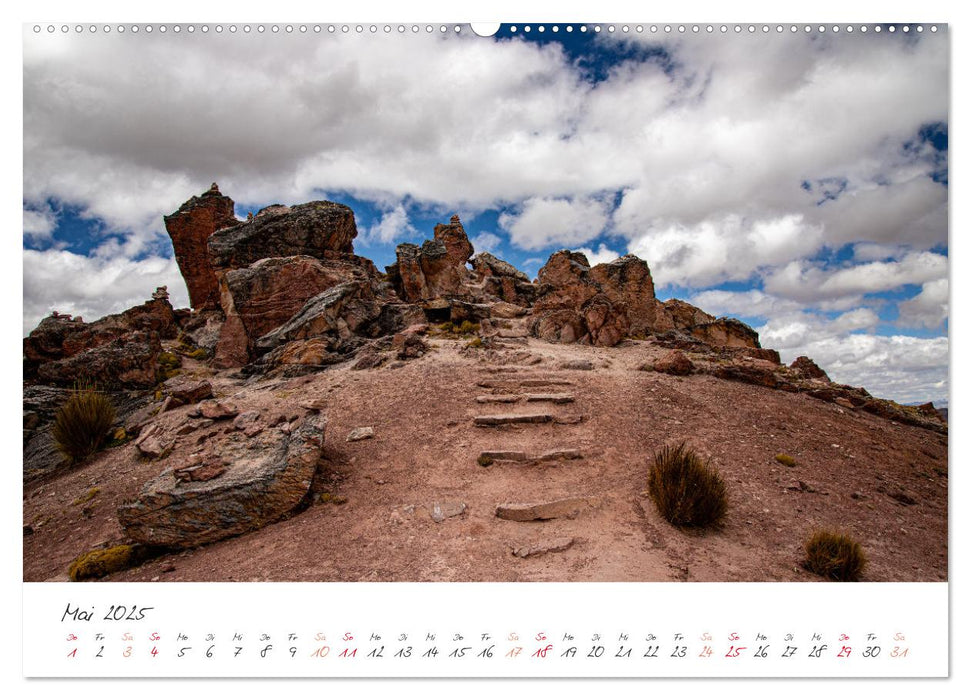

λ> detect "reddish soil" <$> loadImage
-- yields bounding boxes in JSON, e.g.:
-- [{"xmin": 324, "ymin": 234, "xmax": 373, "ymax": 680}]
[{"xmin": 23, "ymin": 337, "xmax": 948, "ymax": 583}]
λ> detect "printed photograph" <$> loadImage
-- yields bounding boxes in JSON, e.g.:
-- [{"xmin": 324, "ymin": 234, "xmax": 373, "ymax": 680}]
[{"xmin": 22, "ymin": 23, "xmax": 948, "ymax": 583}]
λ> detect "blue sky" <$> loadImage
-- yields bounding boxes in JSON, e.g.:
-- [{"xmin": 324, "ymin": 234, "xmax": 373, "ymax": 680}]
[{"xmin": 22, "ymin": 23, "xmax": 948, "ymax": 403}]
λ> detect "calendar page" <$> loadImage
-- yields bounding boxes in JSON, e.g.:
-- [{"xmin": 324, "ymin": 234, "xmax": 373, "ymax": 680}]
[{"xmin": 17, "ymin": 0, "xmax": 954, "ymax": 686}]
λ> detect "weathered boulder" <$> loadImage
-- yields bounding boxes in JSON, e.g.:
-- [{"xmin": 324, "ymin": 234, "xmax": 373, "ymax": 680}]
[
  {"xmin": 118, "ymin": 413, "xmax": 326, "ymax": 549},
  {"xmin": 208, "ymin": 200, "xmax": 357, "ymax": 271},
  {"xmin": 660, "ymin": 299, "xmax": 715, "ymax": 331},
  {"xmin": 386, "ymin": 215, "xmax": 474, "ymax": 303},
  {"xmin": 653, "ymin": 349, "xmax": 695, "ymax": 376},
  {"xmin": 163, "ymin": 377, "xmax": 213, "ymax": 404},
  {"xmin": 163, "ymin": 183, "xmax": 239, "ymax": 309}
]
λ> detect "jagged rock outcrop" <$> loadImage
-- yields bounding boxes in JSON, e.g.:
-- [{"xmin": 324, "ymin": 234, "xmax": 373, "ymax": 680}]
[
  {"xmin": 471, "ymin": 252, "xmax": 538, "ymax": 306},
  {"xmin": 527, "ymin": 252, "xmax": 658, "ymax": 347},
  {"xmin": 164, "ymin": 183, "xmax": 238, "ymax": 310},
  {"xmin": 118, "ymin": 413, "xmax": 327, "ymax": 549},
  {"xmin": 689, "ymin": 317, "xmax": 761, "ymax": 349},
  {"xmin": 386, "ymin": 215, "xmax": 474, "ymax": 304},
  {"xmin": 790, "ymin": 355, "xmax": 830, "ymax": 381},
  {"xmin": 24, "ymin": 290, "xmax": 177, "ymax": 388},
  {"xmin": 208, "ymin": 200, "xmax": 357, "ymax": 271}
]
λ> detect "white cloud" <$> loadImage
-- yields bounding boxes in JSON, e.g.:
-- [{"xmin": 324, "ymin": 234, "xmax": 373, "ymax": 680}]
[
  {"xmin": 687, "ymin": 289, "xmax": 804, "ymax": 319},
  {"xmin": 365, "ymin": 204, "xmax": 416, "ymax": 244},
  {"xmin": 897, "ymin": 278, "xmax": 949, "ymax": 329},
  {"xmin": 763, "ymin": 251, "xmax": 948, "ymax": 304},
  {"xmin": 627, "ymin": 214, "xmax": 823, "ymax": 288},
  {"xmin": 574, "ymin": 243, "xmax": 622, "ymax": 267},
  {"xmin": 470, "ymin": 231, "xmax": 502, "ymax": 255},
  {"xmin": 757, "ymin": 311, "xmax": 948, "ymax": 404},
  {"xmin": 23, "ymin": 203, "xmax": 59, "ymax": 243},
  {"xmin": 498, "ymin": 196, "xmax": 610, "ymax": 251},
  {"xmin": 22, "ymin": 249, "xmax": 189, "ymax": 335}
]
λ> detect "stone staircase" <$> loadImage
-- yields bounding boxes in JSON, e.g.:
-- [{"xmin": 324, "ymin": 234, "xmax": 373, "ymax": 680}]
[{"xmin": 469, "ymin": 360, "xmax": 602, "ymax": 559}]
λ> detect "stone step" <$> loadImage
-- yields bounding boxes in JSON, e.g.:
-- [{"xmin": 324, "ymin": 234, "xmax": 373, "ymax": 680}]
[
  {"xmin": 525, "ymin": 393, "xmax": 574, "ymax": 404},
  {"xmin": 519, "ymin": 379, "xmax": 573, "ymax": 388},
  {"xmin": 495, "ymin": 496, "xmax": 601, "ymax": 521},
  {"xmin": 478, "ymin": 448, "xmax": 582, "ymax": 464},
  {"xmin": 512, "ymin": 537, "xmax": 575, "ymax": 558},
  {"xmin": 474, "ymin": 413, "xmax": 553, "ymax": 427},
  {"xmin": 475, "ymin": 395, "xmax": 521, "ymax": 404}
]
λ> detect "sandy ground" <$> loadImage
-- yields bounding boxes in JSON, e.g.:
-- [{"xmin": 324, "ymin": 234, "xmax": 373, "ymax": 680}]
[{"xmin": 23, "ymin": 337, "xmax": 948, "ymax": 582}]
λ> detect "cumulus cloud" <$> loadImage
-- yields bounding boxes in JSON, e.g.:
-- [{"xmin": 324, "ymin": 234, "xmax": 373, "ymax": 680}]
[
  {"xmin": 470, "ymin": 231, "xmax": 502, "ymax": 255},
  {"xmin": 498, "ymin": 196, "xmax": 610, "ymax": 251},
  {"xmin": 365, "ymin": 204, "xmax": 416, "ymax": 244},
  {"xmin": 628, "ymin": 214, "xmax": 823, "ymax": 288},
  {"xmin": 574, "ymin": 243, "xmax": 622, "ymax": 267},
  {"xmin": 756, "ymin": 311, "xmax": 948, "ymax": 403},
  {"xmin": 763, "ymin": 251, "xmax": 948, "ymax": 304},
  {"xmin": 23, "ymin": 203, "xmax": 59, "ymax": 244},
  {"xmin": 897, "ymin": 278, "xmax": 949, "ymax": 329},
  {"xmin": 22, "ymin": 249, "xmax": 188, "ymax": 335}
]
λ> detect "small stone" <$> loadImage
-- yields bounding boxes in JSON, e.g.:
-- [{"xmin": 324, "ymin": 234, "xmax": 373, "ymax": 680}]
[
  {"xmin": 159, "ymin": 395, "xmax": 184, "ymax": 413},
  {"xmin": 23, "ymin": 525, "xmax": 34, "ymax": 536},
  {"xmin": 166, "ymin": 378, "xmax": 213, "ymax": 404},
  {"xmin": 198, "ymin": 399, "xmax": 239, "ymax": 420},
  {"xmin": 300, "ymin": 398, "xmax": 328, "ymax": 412},
  {"xmin": 134, "ymin": 423, "xmax": 174, "ymax": 459},
  {"xmin": 512, "ymin": 537, "xmax": 575, "ymax": 558},
  {"xmin": 430, "ymin": 501, "xmax": 466, "ymax": 523},
  {"xmin": 176, "ymin": 421, "xmax": 197, "ymax": 436},
  {"xmin": 851, "ymin": 491, "xmax": 866, "ymax": 500},
  {"xmin": 233, "ymin": 410, "xmax": 261, "ymax": 434},
  {"xmin": 347, "ymin": 426, "xmax": 375, "ymax": 442}
]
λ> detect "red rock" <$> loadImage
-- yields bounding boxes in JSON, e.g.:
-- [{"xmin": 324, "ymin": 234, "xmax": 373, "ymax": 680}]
[
  {"xmin": 163, "ymin": 183, "xmax": 238, "ymax": 310},
  {"xmin": 790, "ymin": 355, "xmax": 830, "ymax": 381},
  {"xmin": 653, "ymin": 349, "xmax": 695, "ymax": 376},
  {"xmin": 208, "ymin": 200, "xmax": 357, "ymax": 271},
  {"xmin": 386, "ymin": 215, "xmax": 474, "ymax": 303}
]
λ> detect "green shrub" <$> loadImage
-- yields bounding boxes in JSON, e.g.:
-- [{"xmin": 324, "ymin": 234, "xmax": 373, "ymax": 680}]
[
  {"xmin": 803, "ymin": 530, "xmax": 867, "ymax": 581},
  {"xmin": 467, "ymin": 337, "xmax": 483, "ymax": 349},
  {"xmin": 775, "ymin": 453, "xmax": 797, "ymax": 467},
  {"xmin": 52, "ymin": 385, "xmax": 116, "ymax": 463},
  {"xmin": 457, "ymin": 320, "xmax": 480, "ymax": 335},
  {"xmin": 68, "ymin": 545, "xmax": 140, "ymax": 581},
  {"xmin": 647, "ymin": 442, "xmax": 727, "ymax": 527}
]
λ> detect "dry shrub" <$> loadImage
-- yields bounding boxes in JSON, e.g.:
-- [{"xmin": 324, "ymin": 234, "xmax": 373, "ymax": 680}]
[
  {"xmin": 803, "ymin": 529, "xmax": 867, "ymax": 581},
  {"xmin": 775, "ymin": 453, "xmax": 797, "ymax": 467},
  {"xmin": 52, "ymin": 384, "xmax": 116, "ymax": 463},
  {"xmin": 648, "ymin": 442, "xmax": 727, "ymax": 527}
]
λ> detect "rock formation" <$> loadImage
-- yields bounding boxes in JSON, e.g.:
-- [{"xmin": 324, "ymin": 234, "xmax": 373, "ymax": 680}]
[
  {"xmin": 386, "ymin": 214, "xmax": 475, "ymax": 304},
  {"xmin": 164, "ymin": 183, "xmax": 238, "ymax": 310}
]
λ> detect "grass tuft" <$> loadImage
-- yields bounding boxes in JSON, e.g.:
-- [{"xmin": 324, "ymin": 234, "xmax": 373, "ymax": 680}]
[
  {"xmin": 52, "ymin": 384, "xmax": 116, "ymax": 463},
  {"xmin": 647, "ymin": 442, "xmax": 727, "ymax": 528},
  {"xmin": 803, "ymin": 529, "xmax": 867, "ymax": 581}
]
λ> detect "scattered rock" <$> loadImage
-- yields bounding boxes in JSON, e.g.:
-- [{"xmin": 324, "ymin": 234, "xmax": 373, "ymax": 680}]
[
  {"xmin": 233, "ymin": 410, "xmax": 262, "ymax": 436},
  {"xmin": 134, "ymin": 423, "xmax": 174, "ymax": 459},
  {"xmin": 889, "ymin": 491, "xmax": 918, "ymax": 506},
  {"xmin": 430, "ymin": 501, "xmax": 466, "ymax": 523},
  {"xmin": 652, "ymin": 349, "xmax": 694, "ymax": 376},
  {"xmin": 198, "ymin": 399, "xmax": 239, "ymax": 420},
  {"xmin": 165, "ymin": 378, "xmax": 214, "ymax": 404},
  {"xmin": 346, "ymin": 426, "xmax": 375, "ymax": 442},
  {"xmin": 512, "ymin": 537, "xmax": 575, "ymax": 558},
  {"xmin": 159, "ymin": 395, "xmax": 184, "ymax": 413}
]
